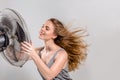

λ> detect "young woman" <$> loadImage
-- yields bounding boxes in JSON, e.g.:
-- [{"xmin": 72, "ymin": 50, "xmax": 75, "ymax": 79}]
[{"xmin": 20, "ymin": 18, "xmax": 87, "ymax": 80}]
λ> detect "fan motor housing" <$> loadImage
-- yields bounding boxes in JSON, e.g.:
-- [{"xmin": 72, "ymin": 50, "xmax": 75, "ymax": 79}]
[{"xmin": 0, "ymin": 28, "xmax": 9, "ymax": 51}]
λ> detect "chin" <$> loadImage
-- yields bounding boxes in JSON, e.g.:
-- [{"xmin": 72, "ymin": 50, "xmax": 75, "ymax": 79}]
[
  {"xmin": 39, "ymin": 36, "xmax": 43, "ymax": 39},
  {"xmin": 39, "ymin": 35, "xmax": 42, "ymax": 38}
]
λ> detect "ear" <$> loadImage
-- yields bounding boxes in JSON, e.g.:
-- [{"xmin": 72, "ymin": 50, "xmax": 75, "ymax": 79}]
[{"xmin": 52, "ymin": 33, "xmax": 57, "ymax": 39}]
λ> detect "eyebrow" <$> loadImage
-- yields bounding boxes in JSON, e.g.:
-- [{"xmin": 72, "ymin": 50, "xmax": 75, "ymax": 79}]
[{"xmin": 42, "ymin": 24, "xmax": 50, "ymax": 29}]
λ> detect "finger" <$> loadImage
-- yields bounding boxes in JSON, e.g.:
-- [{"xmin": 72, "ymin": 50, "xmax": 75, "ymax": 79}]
[
  {"xmin": 21, "ymin": 42, "xmax": 31, "ymax": 50},
  {"xmin": 20, "ymin": 51, "xmax": 30, "ymax": 55},
  {"xmin": 20, "ymin": 48, "xmax": 31, "ymax": 55},
  {"xmin": 20, "ymin": 48, "xmax": 31, "ymax": 54},
  {"xmin": 30, "ymin": 40, "xmax": 32, "ymax": 45},
  {"xmin": 23, "ymin": 41, "xmax": 32, "ymax": 47},
  {"xmin": 21, "ymin": 45, "xmax": 31, "ymax": 52}
]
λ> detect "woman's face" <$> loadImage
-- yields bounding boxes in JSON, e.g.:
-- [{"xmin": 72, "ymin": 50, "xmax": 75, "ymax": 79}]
[{"xmin": 39, "ymin": 20, "xmax": 57, "ymax": 41}]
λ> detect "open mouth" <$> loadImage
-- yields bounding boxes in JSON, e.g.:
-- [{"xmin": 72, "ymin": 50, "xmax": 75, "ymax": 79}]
[{"xmin": 40, "ymin": 31, "xmax": 45, "ymax": 35}]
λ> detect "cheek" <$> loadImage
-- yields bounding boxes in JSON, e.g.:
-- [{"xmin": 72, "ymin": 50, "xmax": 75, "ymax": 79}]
[
  {"xmin": 46, "ymin": 31, "xmax": 56, "ymax": 38},
  {"xmin": 39, "ymin": 32, "xmax": 52, "ymax": 39},
  {"xmin": 46, "ymin": 32, "xmax": 53, "ymax": 37}
]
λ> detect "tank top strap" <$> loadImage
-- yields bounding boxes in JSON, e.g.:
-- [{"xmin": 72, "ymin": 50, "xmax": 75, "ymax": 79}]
[
  {"xmin": 52, "ymin": 48, "xmax": 64, "ymax": 59},
  {"xmin": 38, "ymin": 47, "xmax": 44, "ymax": 58},
  {"xmin": 47, "ymin": 48, "xmax": 64, "ymax": 67}
]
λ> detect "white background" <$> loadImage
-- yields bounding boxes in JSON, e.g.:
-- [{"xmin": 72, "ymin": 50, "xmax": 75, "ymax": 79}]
[{"xmin": 0, "ymin": 0, "xmax": 120, "ymax": 80}]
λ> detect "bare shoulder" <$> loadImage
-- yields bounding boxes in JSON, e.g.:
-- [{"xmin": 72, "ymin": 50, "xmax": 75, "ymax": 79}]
[
  {"xmin": 56, "ymin": 49, "xmax": 68, "ymax": 60},
  {"xmin": 53, "ymin": 49, "xmax": 68, "ymax": 68}
]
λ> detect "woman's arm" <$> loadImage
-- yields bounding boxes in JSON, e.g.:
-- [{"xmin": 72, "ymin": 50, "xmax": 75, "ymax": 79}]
[
  {"xmin": 28, "ymin": 48, "xmax": 41, "ymax": 60},
  {"xmin": 21, "ymin": 41, "xmax": 68, "ymax": 80},
  {"xmin": 33, "ymin": 50, "xmax": 68, "ymax": 80}
]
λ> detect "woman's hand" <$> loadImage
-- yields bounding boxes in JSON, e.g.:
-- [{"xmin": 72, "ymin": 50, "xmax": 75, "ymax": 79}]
[{"xmin": 20, "ymin": 41, "xmax": 38, "ymax": 59}]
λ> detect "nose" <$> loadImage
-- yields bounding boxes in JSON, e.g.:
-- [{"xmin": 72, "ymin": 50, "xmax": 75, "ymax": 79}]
[
  {"xmin": 41, "ymin": 26, "xmax": 45, "ymax": 30},
  {"xmin": 40, "ymin": 26, "xmax": 44, "ymax": 32}
]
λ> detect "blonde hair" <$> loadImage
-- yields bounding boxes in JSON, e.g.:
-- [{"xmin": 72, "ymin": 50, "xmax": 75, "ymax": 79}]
[{"xmin": 49, "ymin": 18, "xmax": 88, "ymax": 71}]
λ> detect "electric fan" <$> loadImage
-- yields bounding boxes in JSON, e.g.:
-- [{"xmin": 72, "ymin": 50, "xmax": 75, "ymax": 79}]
[{"xmin": 0, "ymin": 8, "xmax": 31, "ymax": 67}]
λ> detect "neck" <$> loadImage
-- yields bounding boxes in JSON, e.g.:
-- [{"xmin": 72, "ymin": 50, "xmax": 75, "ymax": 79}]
[{"xmin": 44, "ymin": 39, "xmax": 59, "ymax": 52}]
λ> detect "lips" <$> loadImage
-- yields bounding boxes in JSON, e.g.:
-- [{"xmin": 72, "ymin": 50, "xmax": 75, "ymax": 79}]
[{"xmin": 40, "ymin": 31, "xmax": 45, "ymax": 35}]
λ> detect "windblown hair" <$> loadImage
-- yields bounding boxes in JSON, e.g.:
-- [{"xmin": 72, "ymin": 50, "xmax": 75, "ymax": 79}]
[{"xmin": 49, "ymin": 18, "xmax": 88, "ymax": 71}]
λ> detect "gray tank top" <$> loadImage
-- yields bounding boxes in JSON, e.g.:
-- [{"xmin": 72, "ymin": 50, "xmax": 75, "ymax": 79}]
[{"xmin": 38, "ymin": 48, "xmax": 72, "ymax": 80}]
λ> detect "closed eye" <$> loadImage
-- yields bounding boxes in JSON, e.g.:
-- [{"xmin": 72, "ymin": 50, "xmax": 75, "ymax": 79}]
[{"xmin": 45, "ymin": 26, "xmax": 50, "ymax": 30}]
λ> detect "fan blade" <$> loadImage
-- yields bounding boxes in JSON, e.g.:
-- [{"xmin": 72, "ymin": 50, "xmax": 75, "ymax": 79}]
[{"xmin": 3, "ymin": 39, "xmax": 29, "ymax": 67}]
